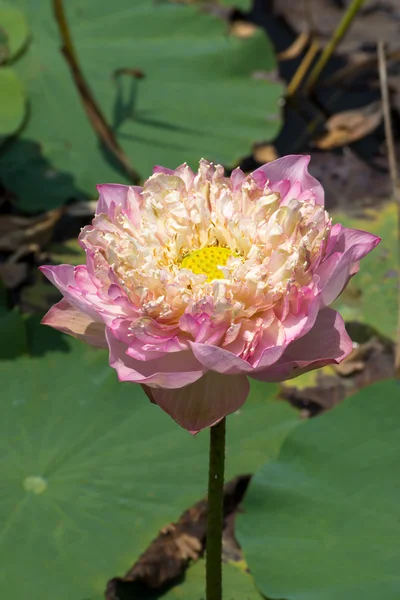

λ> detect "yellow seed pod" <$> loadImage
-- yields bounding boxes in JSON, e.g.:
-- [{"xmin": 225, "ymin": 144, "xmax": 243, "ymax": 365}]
[{"xmin": 181, "ymin": 247, "xmax": 235, "ymax": 281}]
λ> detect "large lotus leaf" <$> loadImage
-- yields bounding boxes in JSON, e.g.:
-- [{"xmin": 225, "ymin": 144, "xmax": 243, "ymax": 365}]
[
  {"xmin": 332, "ymin": 202, "xmax": 397, "ymax": 340},
  {"xmin": 220, "ymin": 0, "xmax": 252, "ymax": 10},
  {"xmin": 237, "ymin": 379, "xmax": 400, "ymax": 600},
  {"xmin": 0, "ymin": 307, "xmax": 27, "ymax": 358},
  {"xmin": 0, "ymin": 333, "xmax": 297, "ymax": 600},
  {"xmin": 171, "ymin": 0, "xmax": 252, "ymax": 10},
  {"xmin": 0, "ymin": 1, "xmax": 29, "ymax": 61},
  {"xmin": 130, "ymin": 560, "xmax": 261, "ymax": 599},
  {"xmin": 2, "ymin": 0, "xmax": 283, "ymax": 211},
  {"xmin": 0, "ymin": 67, "xmax": 25, "ymax": 135}
]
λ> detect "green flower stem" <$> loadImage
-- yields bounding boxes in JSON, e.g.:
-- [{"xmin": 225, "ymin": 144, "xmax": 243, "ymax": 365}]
[
  {"xmin": 304, "ymin": 0, "xmax": 365, "ymax": 92},
  {"xmin": 52, "ymin": 0, "xmax": 140, "ymax": 183},
  {"xmin": 206, "ymin": 417, "xmax": 226, "ymax": 600}
]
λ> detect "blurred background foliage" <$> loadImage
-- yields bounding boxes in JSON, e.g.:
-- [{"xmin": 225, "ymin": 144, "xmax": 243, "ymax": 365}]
[{"xmin": 0, "ymin": 0, "xmax": 399, "ymax": 599}]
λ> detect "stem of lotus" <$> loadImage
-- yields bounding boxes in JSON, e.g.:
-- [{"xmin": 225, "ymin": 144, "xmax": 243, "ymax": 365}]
[{"xmin": 206, "ymin": 417, "xmax": 226, "ymax": 600}]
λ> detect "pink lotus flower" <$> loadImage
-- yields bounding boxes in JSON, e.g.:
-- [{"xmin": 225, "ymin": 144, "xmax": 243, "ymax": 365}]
[{"xmin": 40, "ymin": 156, "xmax": 380, "ymax": 433}]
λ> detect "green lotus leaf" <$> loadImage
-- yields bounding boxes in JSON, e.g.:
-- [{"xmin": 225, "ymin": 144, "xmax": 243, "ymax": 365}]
[
  {"xmin": 0, "ymin": 67, "xmax": 25, "ymax": 135},
  {"xmin": 0, "ymin": 1, "xmax": 29, "ymax": 62},
  {"xmin": 237, "ymin": 378, "xmax": 400, "ymax": 600},
  {"xmin": 221, "ymin": 0, "xmax": 252, "ymax": 10},
  {"xmin": 0, "ymin": 307, "xmax": 27, "ymax": 358},
  {"xmin": 0, "ymin": 330, "xmax": 297, "ymax": 600},
  {"xmin": 2, "ymin": 0, "xmax": 283, "ymax": 211}
]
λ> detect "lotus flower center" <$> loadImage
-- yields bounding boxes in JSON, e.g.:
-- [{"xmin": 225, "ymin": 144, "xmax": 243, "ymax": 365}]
[{"xmin": 181, "ymin": 247, "xmax": 235, "ymax": 281}]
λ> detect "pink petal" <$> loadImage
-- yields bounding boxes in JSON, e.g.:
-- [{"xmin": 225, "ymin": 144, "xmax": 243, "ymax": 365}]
[
  {"xmin": 148, "ymin": 371, "xmax": 250, "ymax": 434},
  {"xmin": 173, "ymin": 163, "xmax": 196, "ymax": 189},
  {"xmin": 250, "ymin": 297, "xmax": 320, "ymax": 370},
  {"xmin": 279, "ymin": 294, "xmax": 320, "ymax": 343},
  {"xmin": 190, "ymin": 342, "xmax": 254, "ymax": 374},
  {"xmin": 328, "ymin": 226, "xmax": 381, "ymax": 258},
  {"xmin": 96, "ymin": 183, "xmax": 143, "ymax": 226},
  {"xmin": 180, "ymin": 312, "xmax": 227, "ymax": 346},
  {"xmin": 252, "ymin": 154, "xmax": 324, "ymax": 205},
  {"xmin": 153, "ymin": 165, "xmax": 175, "ymax": 176},
  {"xmin": 252, "ymin": 308, "xmax": 352, "ymax": 382},
  {"xmin": 189, "ymin": 304, "xmax": 321, "ymax": 375},
  {"xmin": 230, "ymin": 167, "xmax": 246, "ymax": 190},
  {"xmin": 96, "ymin": 183, "xmax": 131, "ymax": 214},
  {"xmin": 106, "ymin": 329, "xmax": 205, "ymax": 388},
  {"xmin": 324, "ymin": 222, "xmax": 343, "ymax": 256},
  {"xmin": 39, "ymin": 264, "xmax": 100, "ymax": 321},
  {"xmin": 41, "ymin": 299, "xmax": 107, "ymax": 348},
  {"xmin": 40, "ymin": 264, "xmax": 135, "ymax": 323},
  {"xmin": 317, "ymin": 227, "xmax": 381, "ymax": 306},
  {"xmin": 190, "ymin": 339, "xmax": 287, "ymax": 375}
]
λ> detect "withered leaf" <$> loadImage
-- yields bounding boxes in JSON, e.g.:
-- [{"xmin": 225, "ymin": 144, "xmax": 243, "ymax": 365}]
[
  {"xmin": 105, "ymin": 475, "xmax": 250, "ymax": 599},
  {"xmin": 230, "ymin": 21, "xmax": 259, "ymax": 39},
  {"xmin": 314, "ymin": 102, "xmax": 382, "ymax": 150},
  {"xmin": 281, "ymin": 334, "xmax": 394, "ymax": 416},
  {"xmin": 278, "ymin": 32, "xmax": 310, "ymax": 61},
  {"xmin": 253, "ymin": 144, "xmax": 279, "ymax": 164},
  {"xmin": 0, "ymin": 208, "xmax": 64, "ymax": 252},
  {"xmin": 0, "ymin": 262, "xmax": 28, "ymax": 289}
]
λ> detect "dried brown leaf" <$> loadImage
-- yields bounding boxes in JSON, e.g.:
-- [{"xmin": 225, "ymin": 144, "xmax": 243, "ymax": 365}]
[
  {"xmin": 105, "ymin": 475, "xmax": 250, "ymax": 598},
  {"xmin": 314, "ymin": 102, "xmax": 382, "ymax": 149},
  {"xmin": 230, "ymin": 21, "xmax": 259, "ymax": 39},
  {"xmin": 281, "ymin": 335, "xmax": 394, "ymax": 416},
  {"xmin": 278, "ymin": 31, "xmax": 310, "ymax": 61},
  {"xmin": 0, "ymin": 262, "xmax": 28, "ymax": 289},
  {"xmin": 253, "ymin": 144, "xmax": 279, "ymax": 164},
  {"xmin": 274, "ymin": 0, "xmax": 400, "ymax": 54},
  {"xmin": 0, "ymin": 208, "xmax": 64, "ymax": 252},
  {"xmin": 334, "ymin": 344, "xmax": 365, "ymax": 377}
]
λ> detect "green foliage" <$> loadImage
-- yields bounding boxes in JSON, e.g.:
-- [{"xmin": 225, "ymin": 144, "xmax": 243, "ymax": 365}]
[
  {"xmin": 0, "ymin": 307, "xmax": 27, "ymax": 358},
  {"xmin": 0, "ymin": 2, "xmax": 28, "ymax": 136},
  {"xmin": 0, "ymin": 1, "xmax": 29, "ymax": 61},
  {"xmin": 0, "ymin": 327, "xmax": 297, "ymax": 600},
  {"xmin": 237, "ymin": 379, "xmax": 400, "ymax": 600},
  {"xmin": 1, "ymin": 0, "xmax": 283, "ymax": 211},
  {"xmin": 220, "ymin": 0, "xmax": 252, "ymax": 10},
  {"xmin": 0, "ymin": 67, "xmax": 25, "ymax": 135},
  {"xmin": 332, "ymin": 202, "xmax": 397, "ymax": 340}
]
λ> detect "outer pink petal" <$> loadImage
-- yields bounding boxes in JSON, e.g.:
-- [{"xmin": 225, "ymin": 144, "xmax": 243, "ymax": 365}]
[
  {"xmin": 189, "ymin": 342, "xmax": 254, "ymax": 374},
  {"xmin": 317, "ymin": 227, "xmax": 381, "ymax": 306},
  {"xmin": 39, "ymin": 264, "xmax": 100, "ymax": 322},
  {"xmin": 147, "ymin": 371, "xmax": 250, "ymax": 434},
  {"xmin": 190, "ymin": 339, "xmax": 288, "ymax": 375},
  {"xmin": 152, "ymin": 164, "xmax": 195, "ymax": 191},
  {"xmin": 40, "ymin": 264, "xmax": 135, "ymax": 324},
  {"xmin": 153, "ymin": 165, "xmax": 175, "ymax": 176},
  {"xmin": 250, "ymin": 296, "xmax": 320, "ymax": 370},
  {"xmin": 230, "ymin": 167, "xmax": 246, "ymax": 190},
  {"xmin": 96, "ymin": 183, "xmax": 140, "ymax": 212},
  {"xmin": 252, "ymin": 154, "xmax": 324, "ymax": 205},
  {"xmin": 106, "ymin": 329, "xmax": 205, "ymax": 388},
  {"xmin": 189, "ymin": 301, "xmax": 321, "ymax": 375},
  {"xmin": 41, "ymin": 299, "xmax": 107, "ymax": 348},
  {"xmin": 252, "ymin": 308, "xmax": 352, "ymax": 382},
  {"xmin": 172, "ymin": 163, "xmax": 196, "ymax": 189},
  {"xmin": 96, "ymin": 183, "xmax": 143, "ymax": 226}
]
